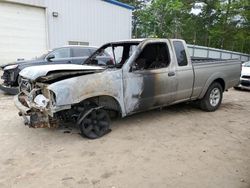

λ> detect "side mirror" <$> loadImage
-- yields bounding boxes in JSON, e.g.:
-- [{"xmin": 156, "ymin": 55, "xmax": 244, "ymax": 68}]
[
  {"xmin": 106, "ymin": 59, "xmax": 114, "ymax": 66},
  {"xmin": 46, "ymin": 54, "xmax": 55, "ymax": 62}
]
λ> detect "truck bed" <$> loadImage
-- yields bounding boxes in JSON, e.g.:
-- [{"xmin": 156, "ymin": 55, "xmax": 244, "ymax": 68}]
[
  {"xmin": 191, "ymin": 58, "xmax": 241, "ymax": 99},
  {"xmin": 191, "ymin": 57, "xmax": 240, "ymax": 64}
]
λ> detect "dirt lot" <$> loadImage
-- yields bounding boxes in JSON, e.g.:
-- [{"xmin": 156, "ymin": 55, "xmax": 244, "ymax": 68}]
[{"xmin": 0, "ymin": 89, "xmax": 249, "ymax": 188}]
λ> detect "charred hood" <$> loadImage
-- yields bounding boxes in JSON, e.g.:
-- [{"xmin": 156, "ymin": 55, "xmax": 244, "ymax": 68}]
[{"xmin": 19, "ymin": 64, "xmax": 105, "ymax": 83}]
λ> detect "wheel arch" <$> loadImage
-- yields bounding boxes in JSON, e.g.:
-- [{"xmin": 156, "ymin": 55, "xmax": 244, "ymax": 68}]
[
  {"xmin": 77, "ymin": 95, "xmax": 124, "ymax": 117},
  {"xmin": 213, "ymin": 78, "xmax": 225, "ymax": 91},
  {"xmin": 198, "ymin": 74, "xmax": 226, "ymax": 99}
]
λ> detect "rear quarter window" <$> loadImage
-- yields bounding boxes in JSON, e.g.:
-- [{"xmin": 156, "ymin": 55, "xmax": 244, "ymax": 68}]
[
  {"xmin": 72, "ymin": 48, "xmax": 90, "ymax": 57},
  {"xmin": 173, "ymin": 41, "xmax": 188, "ymax": 66},
  {"xmin": 89, "ymin": 48, "xmax": 103, "ymax": 56}
]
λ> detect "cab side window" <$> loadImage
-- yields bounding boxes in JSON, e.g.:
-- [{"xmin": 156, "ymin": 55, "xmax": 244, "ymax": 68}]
[
  {"xmin": 134, "ymin": 43, "xmax": 170, "ymax": 71},
  {"xmin": 50, "ymin": 48, "xmax": 70, "ymax": 59},
  {"xmin": 173, "ymin": 41, "xmax": 188, "ymax": 66}
]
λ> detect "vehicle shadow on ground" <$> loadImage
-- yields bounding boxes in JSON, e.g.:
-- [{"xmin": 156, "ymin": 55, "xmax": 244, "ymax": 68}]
[
  {"xmin": 8, "ymin": 92, "xmax": 244, "ymax": 141},
  {"xmin": 0, "ymin": 91, "xmax": 14, "ymax": 99},
  {"xmin": 45, "ymin": 102, "xmax": 203, "ymax": 139},
  {"xmin": 233, "ymin": 88, "xmax": 250, "ymax": 92}
]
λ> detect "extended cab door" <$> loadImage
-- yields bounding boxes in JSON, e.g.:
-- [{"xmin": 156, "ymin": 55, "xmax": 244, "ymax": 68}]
[
  {"xmin": 123, "ymin": 40, "xmax": 177, "ymax": 115},
  {"xmin": 170, "ymin": 39, "xmax": 194, "ymax": 102}
]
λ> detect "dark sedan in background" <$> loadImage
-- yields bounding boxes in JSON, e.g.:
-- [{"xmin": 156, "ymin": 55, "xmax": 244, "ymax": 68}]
[{"xmin": 0, "ymin": 46, "xmax": 112, "ymax": 94}]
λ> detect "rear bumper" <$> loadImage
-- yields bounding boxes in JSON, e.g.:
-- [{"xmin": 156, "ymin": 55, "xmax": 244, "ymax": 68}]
[
  {"xmin": 0, "ymin": 84, "xmax": 19, "ymax": 95},
  {"xmin": 14, "ymin": 94, "xmax": 59, "ymax": 128}
]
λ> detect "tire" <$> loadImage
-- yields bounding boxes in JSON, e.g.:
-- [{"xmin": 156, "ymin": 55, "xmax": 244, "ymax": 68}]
[
  {"xmin": 78, "ymin": 108, "xmax": 111, "ymax": 139},
  {"xmin": 200, "ymin": 82, "xmax": 223, "ymax": 112}
]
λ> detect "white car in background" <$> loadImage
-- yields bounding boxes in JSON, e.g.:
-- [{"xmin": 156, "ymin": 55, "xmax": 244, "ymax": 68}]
[{"xmin": 235, "ymin": 61, "xmax": 250, "ymax": 90}]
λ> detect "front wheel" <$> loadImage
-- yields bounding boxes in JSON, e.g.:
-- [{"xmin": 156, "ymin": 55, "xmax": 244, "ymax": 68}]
[
  {"xmin": 78, "ymin": 108, "xmax": 111, "ymax": 139},
  {"xmin": 200, "ymin": 82, "xmax": 223, "ymax": 112}
]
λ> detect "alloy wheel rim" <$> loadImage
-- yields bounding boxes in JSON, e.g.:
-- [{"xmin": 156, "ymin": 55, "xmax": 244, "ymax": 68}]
[{"xmin": 209, "ymin": 88, "xmax": 221, "ymax": 107}]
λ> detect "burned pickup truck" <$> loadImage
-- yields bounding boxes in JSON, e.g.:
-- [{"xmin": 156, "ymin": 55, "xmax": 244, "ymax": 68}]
[{"xmin": 14, "ymin": 39, "xmax": 241, "ymax": 139}]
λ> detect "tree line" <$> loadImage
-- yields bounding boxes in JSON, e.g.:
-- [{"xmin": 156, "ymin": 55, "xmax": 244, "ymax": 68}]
[{"xmin": 120, "ymin": 0, "xmax": 250, "ymax": 54}]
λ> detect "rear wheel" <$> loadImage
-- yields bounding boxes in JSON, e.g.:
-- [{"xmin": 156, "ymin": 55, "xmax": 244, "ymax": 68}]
[
  {"xmin": 200, "ymin": 82, "xmax": 223, "ymax": 112},
  {"xmin": 78, "ymin": 108, "xmax": 111, "ymax": 139}
]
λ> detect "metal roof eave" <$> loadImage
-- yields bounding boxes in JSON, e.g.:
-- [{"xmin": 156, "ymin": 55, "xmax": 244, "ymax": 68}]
[{"xmin": 102, "ymin": 0, "xmax": 134, "ymax": 10}]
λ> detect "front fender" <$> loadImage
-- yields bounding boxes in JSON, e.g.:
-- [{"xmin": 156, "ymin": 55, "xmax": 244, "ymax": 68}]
[{"xmin": 47, "ymin": 70, "xmax": 126, "ymax": 115}]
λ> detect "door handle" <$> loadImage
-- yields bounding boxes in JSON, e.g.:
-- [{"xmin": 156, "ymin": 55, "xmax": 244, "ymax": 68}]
[
  {"xmin": 168, "ymin": 72, "xmax": 175, "ymax": 77},
  {"xmin": 67, "ymin": 60, "xmax": 72, "ymax": 63}
]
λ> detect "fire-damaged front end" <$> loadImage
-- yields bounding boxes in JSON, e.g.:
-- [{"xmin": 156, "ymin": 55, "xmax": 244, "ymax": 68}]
[
  {"xmin": 15, "ymin": 79, "xmax": 59, "ymax": 128},
  {"xmin": 14, "ymin": 64, "xmax": 106, "ymax": 129},
  {"xmin": 14, "ymin": 40, "xmax": 144, "ymax": 139}
]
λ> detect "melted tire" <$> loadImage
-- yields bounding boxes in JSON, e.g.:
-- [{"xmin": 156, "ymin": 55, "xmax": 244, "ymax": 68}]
[
  {"xmin": 78, "ymin": 108, "xmax": 111, "ymax": 139},
  {"xmin": 200, "ymin": 82, "xmax": 223, "ymax": 112}
]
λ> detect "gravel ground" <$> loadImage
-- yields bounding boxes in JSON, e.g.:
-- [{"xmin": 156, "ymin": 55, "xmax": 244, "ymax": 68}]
[{"xmin": 0, "ymin": 89, "xmax": 249, "ymax": 188}]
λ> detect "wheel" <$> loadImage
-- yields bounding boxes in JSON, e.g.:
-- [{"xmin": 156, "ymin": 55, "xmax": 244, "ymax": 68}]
[
  {"xmin": 78, "ymin": 108, "xmax": 111, "ymax": 139},
  {"xmin": 200, "ymin": 82, "xmax": 223, "ymax": 112}
]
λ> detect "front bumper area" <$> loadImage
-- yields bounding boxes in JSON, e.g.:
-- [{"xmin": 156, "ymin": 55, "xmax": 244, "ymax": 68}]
[
  {"xmin": 0, "ymin": 84, "xmax": 19, "ymax": 95},
  {"xmin": 14, "ymin": 94, "xmax": 59, "ymax": 128},
  {"xmin": 237, "ymin": 78, "xmax": 250, "ymax": 90},
  {"xmin": 0, "ymin": 69, "xmax": 19, "ymax": 95}
]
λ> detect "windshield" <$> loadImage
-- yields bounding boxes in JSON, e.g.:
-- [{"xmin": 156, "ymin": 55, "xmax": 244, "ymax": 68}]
[
  {"xmin": 36, "ymin": 53, "xmax": 49, "ymax": 60},
  {"xmin": 34, "ymin": 50, "xmax": 53, "ymax": 60},
  {"xmin": 86, "ymin": 42, "xmax": 139, "ymax": 68}
]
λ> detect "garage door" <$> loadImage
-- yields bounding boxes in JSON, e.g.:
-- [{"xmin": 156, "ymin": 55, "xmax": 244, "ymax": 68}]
[{"xmin": 0, "ymin": 2, "xmax": 47, "ymax": 65}]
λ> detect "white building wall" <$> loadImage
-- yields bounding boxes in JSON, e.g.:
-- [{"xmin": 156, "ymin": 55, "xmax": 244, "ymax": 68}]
[
  {"xmin": 3, "ymin": 0, "xmax": 132, "ymax": 49},
  {"xmin": 0, "ymin": 0, "xmax": 48, "ymax": 63},
  {"xmin": 3, "ymin": 0, "xmax": 45, "ymax": 7},
  {"xmin": 46, "ymin": 0, "xmax": 132, "ymax": 48}
]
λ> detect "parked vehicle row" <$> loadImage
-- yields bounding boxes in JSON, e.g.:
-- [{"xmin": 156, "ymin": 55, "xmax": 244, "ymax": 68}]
[
  {"xmin": 13, "ymin": 39, "xmax": 242, "ymax": 139},
  {"xmin": 0, "ymin": 46, "xmax": 112, "ymax": 94}
]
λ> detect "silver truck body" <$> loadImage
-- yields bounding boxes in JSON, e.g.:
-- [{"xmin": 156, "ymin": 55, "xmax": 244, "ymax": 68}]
[{"xmin": 15, "ymin": 39, "xmax": 241, "ymax": 129}]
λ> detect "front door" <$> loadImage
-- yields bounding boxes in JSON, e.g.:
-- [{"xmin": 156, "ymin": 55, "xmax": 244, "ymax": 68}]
[{"xmin": 123, "ymin": 41, "xmax": 177, "ymax": 115}]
